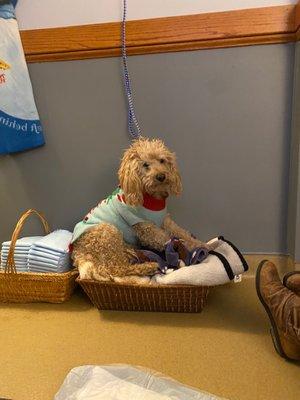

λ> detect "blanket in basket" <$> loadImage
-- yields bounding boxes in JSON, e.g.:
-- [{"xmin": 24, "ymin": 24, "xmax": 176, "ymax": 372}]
[
  {"xmin": 0, "ymin": 1, "xmax": 45, "ymax": 154},
  {"xmin": 151, "ymin": 236, "xmax": 248, "ymax": 286}
]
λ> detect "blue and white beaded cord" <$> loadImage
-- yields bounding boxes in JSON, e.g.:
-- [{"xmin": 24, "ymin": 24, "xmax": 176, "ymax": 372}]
[{"xmin": 121, "ymin": 0, "xmax": 142, "ymax": 139}]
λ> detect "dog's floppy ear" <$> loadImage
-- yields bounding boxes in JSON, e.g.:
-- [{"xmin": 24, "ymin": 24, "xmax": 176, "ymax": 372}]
[
  {"xmin": 169, "ymin": 154, "xmax": 183, "ymax": 196},
  {"xmin": 118, "ymin": 147, "xmax": 143, "ymax": 206}
]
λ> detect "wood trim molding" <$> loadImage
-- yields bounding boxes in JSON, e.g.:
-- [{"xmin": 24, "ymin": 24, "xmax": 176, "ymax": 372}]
[
  {"xmin": 244, "ymin": 254, "xmax": 300, "ymax": 275},
  {"xmin": 295, "ymin": 1, "xmax": 300, "ymax": 40},
  {"xmin": 21, "ymin": 5, "xmax": 298, "ymax": 63},
  {"xmin": 244, "ymin": 255, "xmax": 293, "ymax": 275}
]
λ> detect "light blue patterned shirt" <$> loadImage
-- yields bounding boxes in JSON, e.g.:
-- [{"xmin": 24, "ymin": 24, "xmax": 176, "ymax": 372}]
[{"xmin": 72, "ymin": 188, "xmax": 167, "ymax": 246}]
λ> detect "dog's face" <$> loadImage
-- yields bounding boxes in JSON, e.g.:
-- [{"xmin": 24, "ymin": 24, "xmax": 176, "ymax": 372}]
[{"xmin": 118, "ymin": 138, "xmax": 182, "ymax": 206}]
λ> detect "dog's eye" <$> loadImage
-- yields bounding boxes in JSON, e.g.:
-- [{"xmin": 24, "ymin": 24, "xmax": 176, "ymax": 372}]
[
  {"xmin": 160, "ymin": 159, "xmax": 165, "ymax": 164},
  {"xmin": 143, "ymin": 162, "xmax": 150, "ymax": 168}
]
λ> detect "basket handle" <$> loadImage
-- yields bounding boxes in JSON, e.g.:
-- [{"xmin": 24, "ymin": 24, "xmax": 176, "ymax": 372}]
[{"xmin": 4, "ymin": 209, "xmax": 51, "ymax": 274}]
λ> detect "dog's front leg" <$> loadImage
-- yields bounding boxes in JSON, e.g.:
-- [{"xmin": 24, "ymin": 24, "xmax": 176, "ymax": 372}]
[
  {"xmin": 133, "ymin": 221, "xmax": 171, "ymax": 251},
  {"xmin": 162, "ymin": 214, "xmax": 213, "ymax": 251}
]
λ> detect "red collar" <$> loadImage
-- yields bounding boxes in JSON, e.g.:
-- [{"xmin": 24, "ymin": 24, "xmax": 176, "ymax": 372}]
[{"xmin": 143, "ymin": 193, "xmax": 166, "ymax": 211}]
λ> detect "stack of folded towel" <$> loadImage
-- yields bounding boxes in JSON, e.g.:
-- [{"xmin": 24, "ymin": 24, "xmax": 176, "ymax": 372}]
[
  {"xmin": 27, "ymin": 230, "xmax": 72, "ymax": 273},
  {"xmin": 1, "ymin": 236, "xmax": 42, "ymax": 271},
  {"xmin": 1, "ymin": 230, "xmax": 72, "ymax": 273}
]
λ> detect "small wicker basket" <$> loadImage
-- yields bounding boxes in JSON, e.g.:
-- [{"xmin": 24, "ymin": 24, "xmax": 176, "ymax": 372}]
[
  {"xmin": 78, "ymin": 279, "xmax": 210, "ymax": 313},
  {"xmin": 0, "ymin": 209, "xmax": 78, "ymax": 303}
]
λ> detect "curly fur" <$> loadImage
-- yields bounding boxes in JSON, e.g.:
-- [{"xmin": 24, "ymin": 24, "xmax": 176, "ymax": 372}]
[
  {"xmin": 118, "ymin": 138, "xmax": 182, "ymax": 206},
  {"xmin": 72, "ymin": 137, "xmax": 209, "ymax": 283},
  {"xmin": 72, "ymin": 223, "xmax": 158, "ymax": 283},
  {"xmin": 133, "ymin": 221, "xmax": 170, "ymax": 251}
]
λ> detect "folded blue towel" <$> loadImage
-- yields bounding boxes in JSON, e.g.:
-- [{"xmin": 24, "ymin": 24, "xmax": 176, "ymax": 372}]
[
  {"xmin": 1, "ymin": 230, "xmax": 72, "ymax": 273},
  {"xmin": 2, "ymin": 244, "xmax": 31, "ymax": 250},
  {"xmin": 1, "ymin": 249, "xmax": 29, "ymax": 256},
  {"xmin": 30, "ymin": 245, "xmax": 68, "ymax": 257},
  {"xmin": 1, "ymin": 254, "xmax": 27, "ymax": 262},
  {"xmin": 27, "ymin": 257, "xmax": 70, "ymax": 268},
  {"xmin": 33, "ymin": 230, "xmax": 72, "ymax": 253},
  {"xmin": 27, "ymin": 254, "xmax": 70, "ymax": 266},
  {"xmin": 1, "ymin": 244, "xmax": 28, "ymax": 267},
  {"xmin": 1, "ymin": 261, "xmax": 27, "ymax": 267},
  {"xmin": 29, "ymin": 265, "xmax": 70, "ymax": 273},
  {"xmin": 27, "ymin": 231, "xmax": 72, "ymax": 272},
  {"xmin": 0, "ymin": 261, "xmax": 28, "ymax": 271},
  {"xmin": 28, "ymin": 249, "xmax": 63, "ymax": 261},
  {"xmin": 2, "ymin": 236, "xmax": 42, "ymax": 248},
  {"xmin": 1, "ymin": 250, "xmax": 29, "ymax": 258}
]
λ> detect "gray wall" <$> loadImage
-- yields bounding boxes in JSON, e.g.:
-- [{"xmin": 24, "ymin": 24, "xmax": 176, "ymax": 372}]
[{"xmin": 0, "ymin": 44, "xmax": 295, "ymax": 253}]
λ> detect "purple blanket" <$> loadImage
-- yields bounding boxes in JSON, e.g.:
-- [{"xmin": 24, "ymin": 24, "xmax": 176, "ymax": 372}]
[{"xmin": 132, "ymin": 238, "xmax": 208, "ymax": 273}]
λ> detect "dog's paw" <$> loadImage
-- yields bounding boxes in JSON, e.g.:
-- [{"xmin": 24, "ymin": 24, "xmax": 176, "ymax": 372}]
[
  {"xmin": 78, "ymin": 261, "xmax": 94, "ymax": 279},
  {"xmin": 146, "ymin": 262, "xmax": 160, "ymax": 275}
]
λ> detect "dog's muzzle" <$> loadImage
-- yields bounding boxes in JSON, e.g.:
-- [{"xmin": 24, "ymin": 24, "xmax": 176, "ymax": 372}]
[{"xmin": 156, "ymin": 173, "xmax": 166, "ymax": 182}]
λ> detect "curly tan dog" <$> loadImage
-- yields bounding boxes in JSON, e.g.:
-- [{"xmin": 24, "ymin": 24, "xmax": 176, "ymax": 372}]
[{"xmin": 71, "ymin": 138, "xmax": 210, "ymax": 283}]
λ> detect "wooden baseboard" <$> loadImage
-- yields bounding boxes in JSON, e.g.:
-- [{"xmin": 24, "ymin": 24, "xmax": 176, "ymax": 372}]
[
  {"xmin": 296, "ymin": 0, "xmax": 300, "ymax": 40},
  {"xmin": 21, "ymin": 4, "xmax": 298, "ymax": 63},
  {"xmin": 244, "ymin": 254, "xmax": 299, "ymax": 276},
  {"xmin": 296, "ymin": 0, "xmax": 300, "ymax": 30}
]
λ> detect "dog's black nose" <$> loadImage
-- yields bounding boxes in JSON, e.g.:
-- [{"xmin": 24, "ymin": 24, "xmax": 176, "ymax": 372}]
[{"xmin": 156, "ymin": 173, "xmax": 166, "ymax": 182}]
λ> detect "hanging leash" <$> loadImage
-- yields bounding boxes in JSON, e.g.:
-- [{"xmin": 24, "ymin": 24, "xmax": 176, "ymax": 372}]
[{"xmin": 121, "ymin": 0, "xmax": 142, "ymax": 139}]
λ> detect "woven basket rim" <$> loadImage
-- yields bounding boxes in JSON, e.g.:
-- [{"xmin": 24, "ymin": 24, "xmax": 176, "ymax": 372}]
[
  {"xmin": 0, "ymin": 269, "xmax": 78, "ymax": 278},
  {"xmin": 77, "ymin": 277, "xmax": 209, "ymax": 289}
]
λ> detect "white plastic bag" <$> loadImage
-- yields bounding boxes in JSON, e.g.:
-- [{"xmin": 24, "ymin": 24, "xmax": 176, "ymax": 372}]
[{"xmin": 54, "ymin": 365, "xmax": 228, "ymax": 400}]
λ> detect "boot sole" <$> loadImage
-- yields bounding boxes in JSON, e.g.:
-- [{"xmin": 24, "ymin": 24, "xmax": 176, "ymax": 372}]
[{"xmin": 255, "ymin": 260, "xmax": 291, "ymax": 361}]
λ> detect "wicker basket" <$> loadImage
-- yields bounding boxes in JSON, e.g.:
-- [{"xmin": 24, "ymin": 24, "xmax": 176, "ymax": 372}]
[
  {"xmin": 0, "ymin": 209, "xmax": 78, "ymax": 303},
  {"xmin": 78, "ymin": 279, "xmax": 210, "ymax": 313}
]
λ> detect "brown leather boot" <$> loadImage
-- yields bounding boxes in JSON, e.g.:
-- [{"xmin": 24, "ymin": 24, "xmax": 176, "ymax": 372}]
[
  {"xmin": 256, "ymin": 260, "xmax": 300, "ymax": 361},
  {"xmin": 283, "ymin": 271, "xmax": 300, "ymax": 296}
]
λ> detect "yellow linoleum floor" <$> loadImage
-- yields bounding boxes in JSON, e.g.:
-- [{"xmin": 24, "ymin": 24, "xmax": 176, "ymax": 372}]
[{"xmin": 0, "ymin": 277, "xmax": 299, "ymax": 400}]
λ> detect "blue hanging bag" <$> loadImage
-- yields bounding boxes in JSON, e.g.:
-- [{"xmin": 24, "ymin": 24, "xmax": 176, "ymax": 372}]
[{"xmin": 0, "ymin": 0, "xmax": 45, "ymax": 154}]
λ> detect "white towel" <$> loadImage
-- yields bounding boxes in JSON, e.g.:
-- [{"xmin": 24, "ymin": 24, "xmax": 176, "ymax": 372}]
[{"xmin": 152, "ymin": 237, "xmax": 248, "ymax": 286}]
